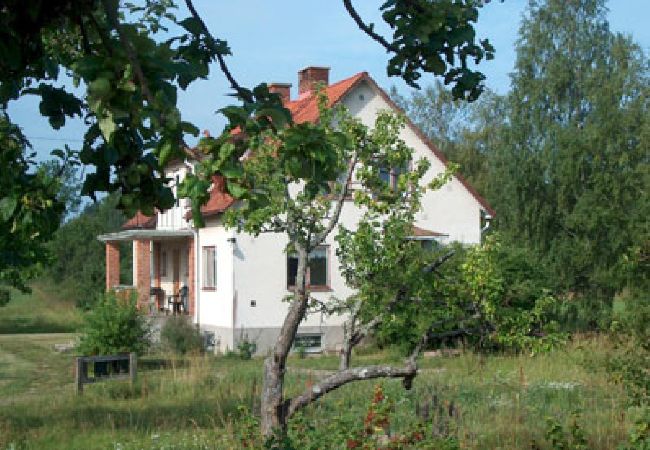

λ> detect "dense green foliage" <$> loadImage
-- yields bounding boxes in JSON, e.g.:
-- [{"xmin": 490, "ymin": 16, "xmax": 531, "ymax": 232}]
[
  {"xmin": 607, "ymin": 295, "xmax": 650, "ymax": 407},
  {"xmin": 0, "ymin": 116, "xmax": 65, "ymax": 293},
  {"xmin": 160, "ymin": 316, "xmax": 203, "ymax": 355},
  {"xmin": 46, "ymin": 194, "xmax": 132, "ymax": 309},
  {"xmin": 491, "ymin": 0, "xmax": 649, "ymax": 307},
  {"xmin": 77, "ymin": 291, "xmax": 150, "ymax": 355},
  {"xmin": 338, "ymin": 228, "xmax": 562, "ymax": 354},
  {"xmin": 394, "ymin": 0, "xmax": 649, "ymax": 332}
]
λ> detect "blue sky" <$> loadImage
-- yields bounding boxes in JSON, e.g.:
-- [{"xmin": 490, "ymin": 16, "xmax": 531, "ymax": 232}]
[{"xmin": 8, "ymin": 0, "xmax": 650, "ymax": 162}]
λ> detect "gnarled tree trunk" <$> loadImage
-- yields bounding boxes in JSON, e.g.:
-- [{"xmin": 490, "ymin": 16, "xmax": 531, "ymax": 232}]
[{"xmin": 260, "ymin": 245, "xmax": 308, "ymax": 437}]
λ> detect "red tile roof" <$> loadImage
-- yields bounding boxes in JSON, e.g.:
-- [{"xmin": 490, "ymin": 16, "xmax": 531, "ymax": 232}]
[
  {"xmin": 122, "ymin": 211, "xmax": 157, "ymax": 230},
  {"xmin": 185, "ymin": 175, "xmax": 235, "ymax": 219},
  {"xmin": 285, "ymin": 72, "xmax": 367, "ymax": 124},
  {"xmin": 411, "ymin": 226, "xmax": 448, "ymax": 238}
]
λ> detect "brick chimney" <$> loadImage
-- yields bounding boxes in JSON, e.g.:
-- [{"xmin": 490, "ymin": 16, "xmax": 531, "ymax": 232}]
[
  {"xmin": 268, "ymin": 83, "xmax": 292, "ymax": 104},
  {"xmin": 298, "ymin": 66, "xmax": 330, "ymax": 96}
]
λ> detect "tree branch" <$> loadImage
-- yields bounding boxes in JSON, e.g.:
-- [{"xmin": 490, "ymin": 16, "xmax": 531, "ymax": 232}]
[
  {"xmin": 183, "ymin": 0, "xmax": 253, "ymax": 103},
  {"xmin": 422, "ymin": 250, "xmax": 455, "ymax": 274},
  {"xmin": 342, "ymin": 0, "xmax": 397, "ymax": 53},
  {"xmin": 312, "ymin": 154, "xmax": 357, "ymax": 247},
  {"xmin": 287, "ymin": 363, "xmax": 417, "ymax": 419},
  {"xmin": 76, "ymin": 15, "xmax": 92, "ymax": 56}
]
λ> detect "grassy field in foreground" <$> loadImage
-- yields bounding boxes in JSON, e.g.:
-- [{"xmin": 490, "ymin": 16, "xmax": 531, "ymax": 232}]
[
  {"xmin": 0, "ymin": 333, "xmax": 642, "ymax": 449},
  {"xmin": 0, "ymin": 280, "xmax": 83, "ymax": 334}
]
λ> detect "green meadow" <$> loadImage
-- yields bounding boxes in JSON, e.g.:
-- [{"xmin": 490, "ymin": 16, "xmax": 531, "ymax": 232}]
[{"xmin": 0, "ymin": 288, "xmax": 643, "ymax": 449}]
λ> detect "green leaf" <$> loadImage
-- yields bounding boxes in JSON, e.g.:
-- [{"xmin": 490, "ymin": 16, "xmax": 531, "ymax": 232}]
[
  {"xmin": 221, "ymin": 166, "xmax": 244, "ymax": 179},
  {"xmin": 89, "ymin": 78, "xmax": 112, "ymax": 99},
  {"xmin": 227, "ymin": 183, "xmax": 247, "ymax": 199},
  {"xmin": 178, "ymin": 17, "xmax": 203, "ymax": 35},
  {"xmin": 0, "ymin": 197, "xmax": 18, "ymax": 222},
  {"xmin": 99, "ymin": 112, "xmax": 117, "ymax": 142}
]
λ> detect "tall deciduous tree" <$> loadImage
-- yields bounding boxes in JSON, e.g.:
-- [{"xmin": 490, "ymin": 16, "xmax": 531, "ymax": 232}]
[
  {"xmin": 491, "ymin": 0, "xmax": 649, "ymax": 309},
  {"xmin": 47, "ymin": 194, "xmax": 132, "ymax": 309}
]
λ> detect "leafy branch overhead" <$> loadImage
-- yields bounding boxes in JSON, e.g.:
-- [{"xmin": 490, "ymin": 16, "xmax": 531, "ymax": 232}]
[{"xmin": 344, "ymin": 0, "xmax": 496, "ymax": 99}]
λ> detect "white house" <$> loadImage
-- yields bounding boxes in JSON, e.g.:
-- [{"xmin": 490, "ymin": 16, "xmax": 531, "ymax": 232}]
[{"xmin": 98, "ymin": 66, "xmax": 495, "ymax": 354}]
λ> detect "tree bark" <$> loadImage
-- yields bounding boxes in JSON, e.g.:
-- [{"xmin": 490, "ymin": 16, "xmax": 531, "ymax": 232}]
[
  {"xmin": 287, "ymin": 362, "xmax": 417, "ymax": 419},
  {"xmin": 261, "ymin": 245, "xmax": 309, "ymax": 438},
  {"xmin": 339, "ymin": 321, "xmax": 353, "ymax": 371}
]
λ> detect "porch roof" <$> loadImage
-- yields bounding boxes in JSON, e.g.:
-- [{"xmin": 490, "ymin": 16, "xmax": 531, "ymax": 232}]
[{"xmin": 97, "ymin": 229, "xmax": 193, "ymax": 242}]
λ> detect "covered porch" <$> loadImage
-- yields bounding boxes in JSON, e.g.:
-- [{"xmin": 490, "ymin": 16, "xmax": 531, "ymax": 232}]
[{"xmin": 98, "ymin": 229, "xmax": 196, "ymax": 317}]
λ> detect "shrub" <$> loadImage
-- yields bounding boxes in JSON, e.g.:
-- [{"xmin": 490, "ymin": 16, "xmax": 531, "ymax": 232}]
[
  {"xmin": 618, "ymin": 408, "xmax": 650, "ymax": 450},
  {"xmin": 160, "ymin": 316, "xmax": 203, "ymax": 355},
  {"xmin": 607, "ymin": 294, "xmax": 650, "ymax": 406},
  {"xmin": 236, "ymin": 335, "xmax": 257, "ymax": 360},
  {"xmin": 77, "ymin": 291, "xmax": 150, "ymax": 356},
  {"xmin": 537, "ymin": 413, "xmax": 589, "ymax": 450}
]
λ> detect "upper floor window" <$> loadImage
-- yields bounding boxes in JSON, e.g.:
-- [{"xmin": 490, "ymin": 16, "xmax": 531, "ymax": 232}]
[
  {"xmin": 202, "ymin": 246, "xmax": 217, "ymax": 290},
  {"xmin": 379, "ymin": 163, "xmax": 410, "ymax": 190},
  {"xmin": 287, "ymin": 246, "xmax": 329, "ymax": 290}
]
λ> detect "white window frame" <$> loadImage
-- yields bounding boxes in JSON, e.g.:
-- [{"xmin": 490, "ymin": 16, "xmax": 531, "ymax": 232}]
[{"xmin": 202, "ymin": 246, "xmax": 217, "ymax": 290}]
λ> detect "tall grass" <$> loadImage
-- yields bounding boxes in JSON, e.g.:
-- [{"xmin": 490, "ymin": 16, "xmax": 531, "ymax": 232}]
[{"xmin": 0, "ymin": 335, "xmax": 640, "ymax": 449}]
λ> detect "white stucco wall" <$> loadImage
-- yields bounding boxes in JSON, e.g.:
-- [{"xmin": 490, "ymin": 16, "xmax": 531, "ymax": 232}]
[
  {"xmin": 158, "ymin": 162, "xmax": 193, "ymax": 231},
  {"xmin": 196, "ymin": 216, "xmax": 236, "ymax": 349},
  {"xmin": 232, "ymin": 229, "xmax": 352, "ymax": 332},
  {"xmin": 341, "ymin": 80, "xmax": 484, "ymax": 244}
]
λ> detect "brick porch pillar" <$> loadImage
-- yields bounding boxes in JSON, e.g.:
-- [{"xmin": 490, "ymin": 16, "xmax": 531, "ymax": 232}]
[
  {"xmin": 134, "ymin": 239, "xmax": 151, "ymax": 309},
  {"xmin": 153, "ymin": 242, "xmax": 161, "ymax": 288},
  {"xmin": 188, "ymin": 238, "xmax": 195, "ymax": 316},
  {"xmin": 106, "ymin": 241, "xmax": 120, "ymax": 291}
]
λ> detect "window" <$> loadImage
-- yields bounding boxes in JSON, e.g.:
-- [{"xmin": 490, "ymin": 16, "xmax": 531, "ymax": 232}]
[
  {"xmin": 161, "ymin": 251, "xmax": 168, "ymax": 277},
  {"xmin": 287, "ymin": 246, "xmax": 329, "ymax": 290},
  {"xmin": 379, "ymin": 163, "xmax": 410, "ymax": 190},
  {"xmin": 379, "ymin": 166, "xmax": 392, "ymax": 186},
  {"xmin": 419, "ymin": 240, "xmax": 438, "ymax": 252},
  {"xmin": 293, "ymin": 334, "xmax": 322, "ymax": 353},
  {"xmin": 202, "ymin": 246, "xmax": 217, "ymax": 290}
]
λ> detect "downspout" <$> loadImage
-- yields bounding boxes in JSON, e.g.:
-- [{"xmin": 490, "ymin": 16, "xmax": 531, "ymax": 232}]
[
  {"xmin": 227, "ymin": 229, "xmax": 237, "ymax": 351},
  {"xmin": 481, "ymin": 213, "xmax": 493, "ymax": 237},
  {"xmin": 184, "ymin": 160, "xmax": 201, "ymax": 326}
]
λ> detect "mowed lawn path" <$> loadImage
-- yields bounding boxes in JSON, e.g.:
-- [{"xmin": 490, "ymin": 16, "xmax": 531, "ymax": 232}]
[{"xmin": 0, "ymin": 333, "xmax": 78, "ymax": 403}]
